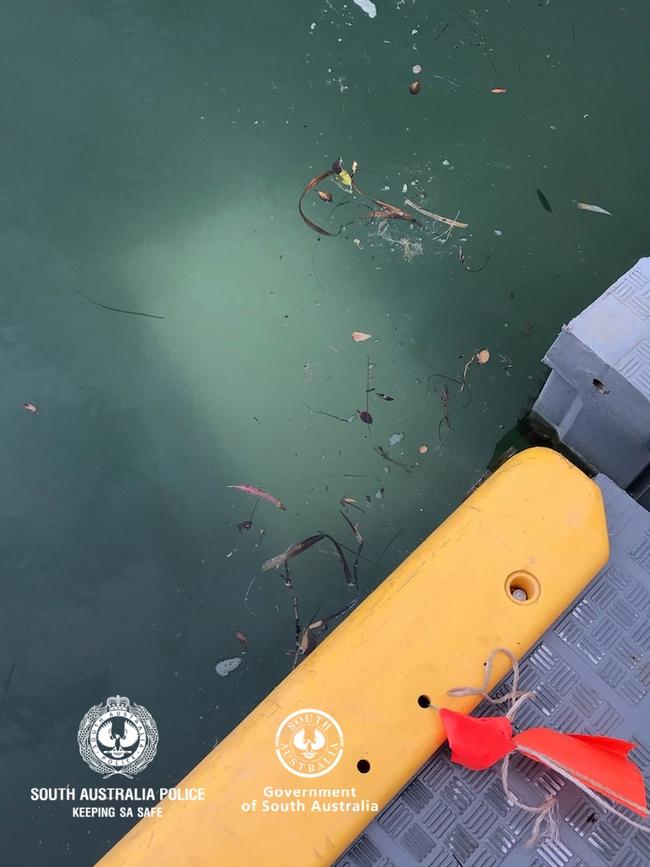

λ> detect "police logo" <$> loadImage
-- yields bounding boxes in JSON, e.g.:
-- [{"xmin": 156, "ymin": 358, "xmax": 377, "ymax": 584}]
[{"xmin": 78, "ymin": 695, "xmax": 158, "ymax": 778}]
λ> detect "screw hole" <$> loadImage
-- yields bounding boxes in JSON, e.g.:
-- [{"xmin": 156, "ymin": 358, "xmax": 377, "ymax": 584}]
[
  {"xmin": 417, "ymin": 695, "xmax": 431, "ymax": 708},
  {"xmin": 356, "ymin": 759, "xmax": 371, "ymax": 774},
  {"xmin": 505, "ymin": 571, "xmax": 541, "ymax": 605},
  {"xmin": 592, "ymin": 378, "xmax": 609, "ymax": 395}
]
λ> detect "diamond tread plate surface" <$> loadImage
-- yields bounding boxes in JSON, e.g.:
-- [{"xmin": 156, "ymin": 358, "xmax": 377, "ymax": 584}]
[{"xmin": 337, "ymin": 474, "xmax": 650, "ymax": 867}]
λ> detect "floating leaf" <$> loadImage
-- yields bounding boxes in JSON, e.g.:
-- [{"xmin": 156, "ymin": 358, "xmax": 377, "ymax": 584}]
[
  {"xmin": 577, "ymin": 202, "xmax": 612, "ymax": 216},
  {"xmin": 358, "ymin": 410, "xmax": 373, "ymax": 424},
  {"xmin": 352, "ymin": 331, "xmax": 372, "ymax": 342},
  {"xmin": 476, "ymin": 349, "xmax": 490, "ymax": 365},
  {"xmin": 215, "ymin": 657, "xmax": 242, "ymax": 677},
  {"xmin": 536, "ymin": 189, "xmax": 552, "ymax": 213},
  {"xmin": 262, "ymin": 534, "xmax": 325, "ymax": 572},
  {"xmin": 227, "ymin": 484, "xmax": 286, "ymax": 510}
]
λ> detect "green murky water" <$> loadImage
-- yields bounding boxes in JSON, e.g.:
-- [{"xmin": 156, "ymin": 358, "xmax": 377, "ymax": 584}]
[{"xmin": 1, "ymin": 1, "xmax": 649, "ymax": 863}]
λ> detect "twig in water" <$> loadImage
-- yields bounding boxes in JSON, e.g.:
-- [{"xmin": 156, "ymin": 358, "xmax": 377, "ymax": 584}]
[
  {"xmin": 404, "ymin": 199, "xmax": 468, "ymax": 228},
  {"xmin": 434, "ymin": 22, "xmax": 449, "ymax": 41},
  {"xmin": 376, "ymin": 528, "xmax": 404, "ymax": 567},
  {"xmin": 461, "ymin": 355, "xmax": 476, "ymax": 392},
  {"xmin": 458, "ymin": 247, "xmax": 491, "ymax": 272},
  {"xmin": 318, "ymin": 532, "xmax": 356, "ymax": 588},
  {"xmin": 373, "ymin": 445, "xmax": 414, "ymax": 474},
  {"xmin": 432, "ymin": 74, "xmax": 460, "ymax": 88},
  {"xmin": 429, "ymin": 373, "xmax": 473, "ymax": 409},
  {"xmin": 292, "ymin": 599, "xmax": 358, "ymax": 668},
  {"xmin": 243, "ymin": 576, "xmax": 262, "ymax": 616},
  {"xmin": 305, "ymin": 403, "xmax": 354, "ymax": 423},
  {"xmin": 70, "ymin": 286, "xmax": 164, "ymax": 319},
  {"xmin": 340, "ymin": 510, "xmax": 364, "ymax": 587},
  {"xmin": 438, "ymin": 384, "xmax": 452, "ymax": 442}
]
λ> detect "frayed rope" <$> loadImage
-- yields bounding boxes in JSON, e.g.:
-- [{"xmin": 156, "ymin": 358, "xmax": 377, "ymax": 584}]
[{"xmin": 446, "ymin": 647, "xmax": 650, "ymax": 847}]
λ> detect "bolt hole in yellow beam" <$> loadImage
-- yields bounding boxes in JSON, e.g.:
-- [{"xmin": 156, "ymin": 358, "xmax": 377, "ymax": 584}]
[
  {"xmin": 506, "ymin": 570, "xmax": 542, "ymax": 604},
  {"xmin": 97, "ymin": 448, "xmax": 609, "ymax": 867}
]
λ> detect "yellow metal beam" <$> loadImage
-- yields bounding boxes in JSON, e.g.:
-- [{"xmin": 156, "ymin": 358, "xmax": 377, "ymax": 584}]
[{"xmin": 98, "ymin": 448, "xmax": 609, "ymax": 867}]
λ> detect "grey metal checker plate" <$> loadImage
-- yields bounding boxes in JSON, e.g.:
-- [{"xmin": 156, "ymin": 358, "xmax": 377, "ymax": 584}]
[{"xmin": 336, "ymin": 474, "xmax": 650, "ymax": 867}]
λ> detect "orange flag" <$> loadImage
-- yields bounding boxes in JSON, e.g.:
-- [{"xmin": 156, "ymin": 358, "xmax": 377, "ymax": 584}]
[{"xmin": 515, "ymin": 729, "xmax": 648, "ymax": 817}]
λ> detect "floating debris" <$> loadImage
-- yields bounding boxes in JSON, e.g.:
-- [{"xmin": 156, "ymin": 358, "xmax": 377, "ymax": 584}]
[
  {"xmin": 70, "ymin": 286, "xmax": 164, "ymax": 320},
  {"xmin": 215, "ymin": 657, "xmax": 242, "ymax": 677},
  {"xmin": 358, "ymin": 410, "xmax": 373, "ymax": 424},
  {"xmin": 227, "ymin": 484, "xmax": 286, "ymax": 511},
  {"xmin": 438, "ymin": 383, "xmax": 451, "ymax": 441},
  {"xmin": 413, "ymin": 64, "xmax": 422, "ymax": 74},
  {"xmin": 376, "ymin": 393, "xmax": 394, "ymax": 401},
  {"xmin": 536, "ymin": 189, "xmax": 553, "ymax": 213},
  {"xmin": 577, "ymin": 202, "xmax": 612, "ymax": 215},
  {"xmin": 237, "ymin": 520, "xmax": 253, "ymax": 533},
  {"xmin": 305, "ymin": 403, "xmax": 356, "ymax": 423},
  {"xmin": 316, "ymin": 190, "xmax": 333, "ymax": 202},
  {"xmin": 491, "ymin": 87, "xmax": 507, "ymax": 94},
  {"xmin": 409, "ymin": 81, "xmax": 421, "ymax": 95},
  {"xmin": 404, "ymin": 199, "xmax": 468, "ymax": 228},
  {"xmin": 352, "ymin": 331, "xmax": 372, "ymax": 342},
  {"xmin": 499, "ymin": 354, "xmax": 513, "ymax": 375},
  {"xmin": 476, "ymin": 349, "xmax": 491, "ymax": 365},
  {"xmin": 22, "ymin": 403, "xmax": 38, "ymax": 414},
  {"xmin": 298, "ymin": 162, "xmax": 347, "ymax": 236},
  {"xmin": 419, "ymin": 445, "xmax": 429, "ymax": 454},
  {"xmin": 374, "ymin": 446, "xmax": 413, "ymax": 474},
  {"xmin": 353, "ymin": 0, "xmax": 377, "ymax": 17},
  {"xmin": 262, "ymin": 534, "xmax": 325, "ymax": 572},
  {"xmin": 293, "ymin": 599, "xmax": 358, "ymax": 666},
  {"xmin": 368, "ymin": 199, "xmax": 418, "ymax": 224},
  {"xmin": 235, "ymin": 631, "xmax": 248, "ymax": 649},
  {"xmin": 318, "ymin": 532, "xmax": 356, "ymax": 588},
  {"xmin": 458, "ymin": 247, "xmax": 490, "ymax": 272},
  {"xmin": 388, "ymin": 432, "xmax": 404, "ymax": 447}
]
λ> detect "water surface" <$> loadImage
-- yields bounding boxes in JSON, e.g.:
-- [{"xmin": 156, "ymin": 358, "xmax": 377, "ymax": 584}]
[{"xmin": 1, "ymin": 1, "xmax": 649, "ymax": 863}]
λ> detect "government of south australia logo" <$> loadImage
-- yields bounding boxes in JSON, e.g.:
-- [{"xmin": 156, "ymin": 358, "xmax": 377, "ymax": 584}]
[
  {"xmin": 78, "ymin": 695, "xmax": 158, "ymax": 778},
  {"xmin": 275, "ymin": 708, "xmax": 343, "ymax": 778}
]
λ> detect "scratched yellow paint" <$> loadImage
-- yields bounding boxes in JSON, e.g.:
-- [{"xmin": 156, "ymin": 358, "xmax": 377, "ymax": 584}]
[{"xmin": 97, "ymin": 448, "xmax": 609, "ymax": 867}]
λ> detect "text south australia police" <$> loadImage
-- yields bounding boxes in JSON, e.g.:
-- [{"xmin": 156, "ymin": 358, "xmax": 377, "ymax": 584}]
[{"xmin": 30, "ymin": 787, "xmax": 205, "ymax": 818}]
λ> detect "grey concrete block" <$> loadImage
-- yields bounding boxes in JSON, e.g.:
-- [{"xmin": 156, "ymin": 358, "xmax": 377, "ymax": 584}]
[
  {"xmin": 531, "ymin": 258, "xmax": 650, "ymax": 486},
  {"xmin": 337, "ymin": 475, "xmax": 650, "ymax": 867}
]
